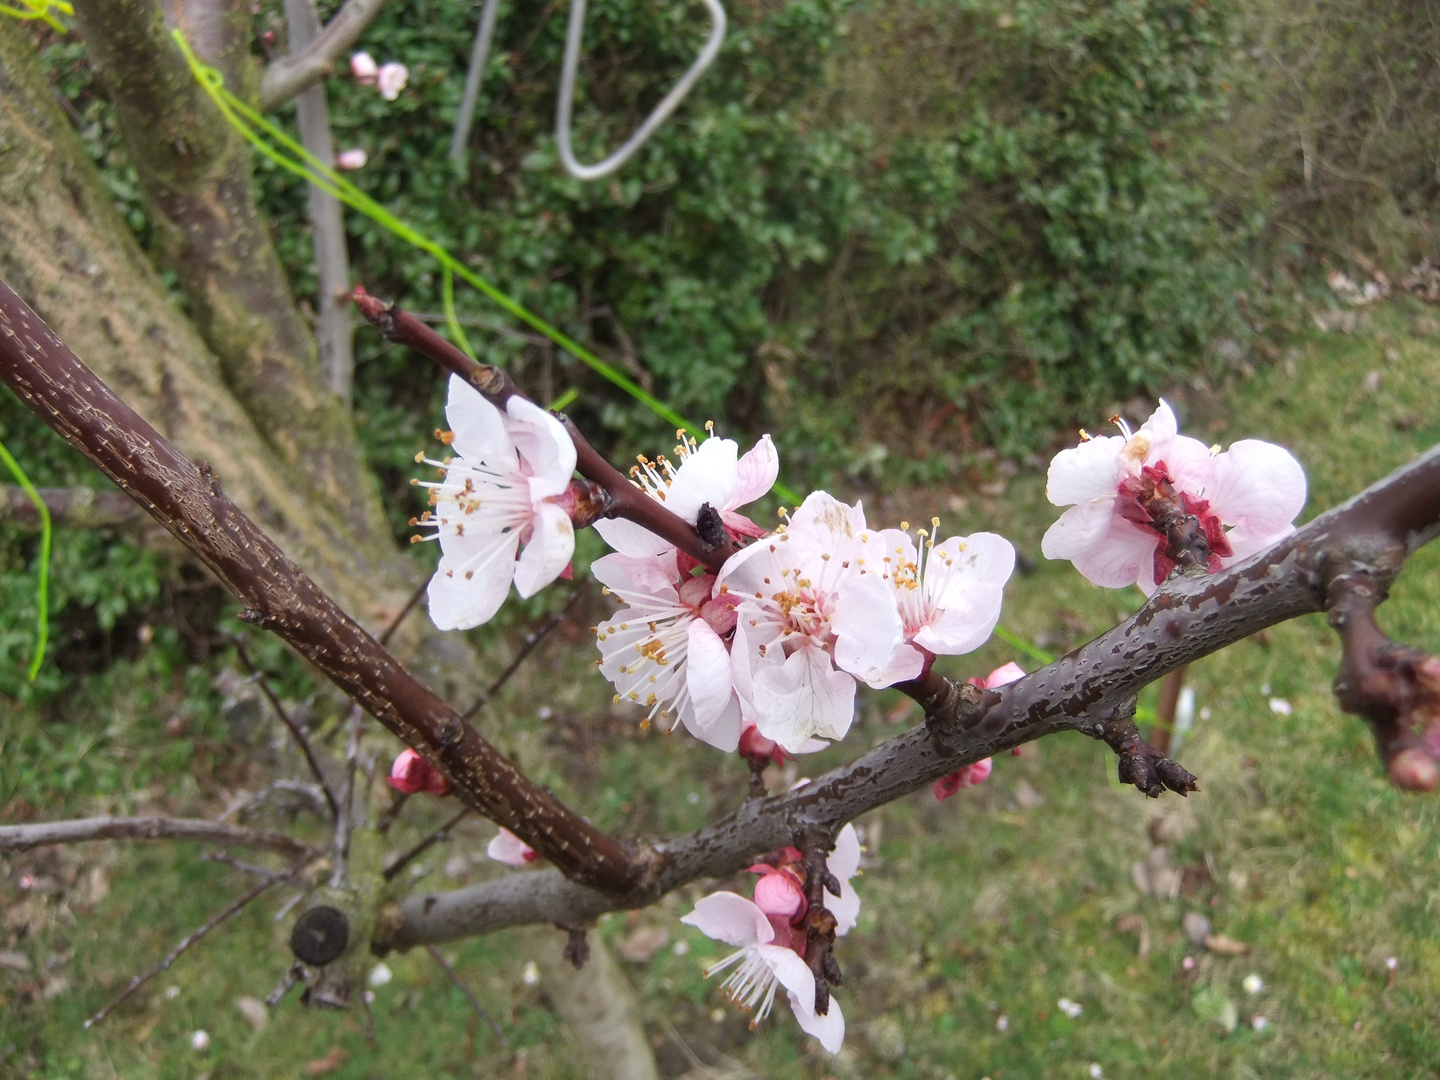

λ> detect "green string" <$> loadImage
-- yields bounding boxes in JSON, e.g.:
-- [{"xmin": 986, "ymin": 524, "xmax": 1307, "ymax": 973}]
[
  {"xmin": 992, "ymin": 623, "xmax": 1053, "ymax": 665},
  {"xmin": 0, "ymin": 0, "xmax": 70, "ymax": 34},
  {"xmin": 0, "ymin": 437, "xmax": 51, "ymax": 681}
]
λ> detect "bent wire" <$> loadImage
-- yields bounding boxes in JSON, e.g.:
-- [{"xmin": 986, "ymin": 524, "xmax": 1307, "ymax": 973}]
[
  {"xmin": 449, "ymin": 0, "xmax": 504, "ymax": 163},
  {"xmin": 555, "ymin": 0, "xmax": 726, "ymax": 181}
]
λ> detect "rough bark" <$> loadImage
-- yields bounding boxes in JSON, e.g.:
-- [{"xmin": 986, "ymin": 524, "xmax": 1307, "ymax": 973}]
[
  {"xmin": 66, "ymin": 0, "xmax": 385, "ymax": 541},
  {"xmin": 0, "ymin": 22, "xmax": 481, "ymax": 699}
]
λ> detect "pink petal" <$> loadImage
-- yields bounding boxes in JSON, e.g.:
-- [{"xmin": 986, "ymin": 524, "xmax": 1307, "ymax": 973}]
[
  {"xmin": 506, "ymin": 397, "xmax": 575, "ymax": 499},
  {"xmin": 752, "ymin": 870, "xmax": 806, "ymax": 919},
  {"xmin": 487, "ymin": 828, "xmax": 537, "ymax": 867},
  {"xmin": 983, "ymin": 662, "xmax": 1026, "ymax": 687},
  {"xmin": 752, "ymin": 644, "xmax": 857, "ymax": 750},
  {"xmin": 1046, "ymin": 434, "xmax": 1127, "ymax": 506},
  {"xmin": 591, "ymin": 551, "xmax": 678, "ymax": 597},
  {"xmin": 1158, "ymin": 434, "xmax": 1216, "ymax": 493},
  {"xmin": 681, "ymin": 892, "xmax": 773, "ymax": 946},
  {"xmin": 1067, "ymin": 516, "xmax": 1159, "ymax": 591},
  {"xmin": 684, "ymin": 618, "xmax": 739, "ymax": 750},
  {"xmin": 1041, "ymin": 500, "xmax": 1120, "ymax": 563},
  {"xmin": 831, "ymin": 571, "xmax": 906, "ymax": 686},
  {"xmin": 1206, "ymin": 439, "xmax": 1307, "ymax": 536},
  {"xmin": 729, "ymin": 435, "xmax": 779, "ymax": 509}
]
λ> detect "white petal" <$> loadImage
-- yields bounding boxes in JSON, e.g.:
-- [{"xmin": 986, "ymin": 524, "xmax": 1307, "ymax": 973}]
[
  {"xmin": 753, "ymin": 645, "xmax": 856, "ymax": 751},
  {"xmin": 445, "ymin": 375, "xmax": 513, "ymax": 462},
  {"xmin": 768, "ymin": 947, "xmax": 844, "ymax": 1054},
  {"xmin": 1046, "ymin": 435, "xmax": 1126, "ymax": 506},
  {"xmin": 428, "ymin": 532, "xmax": 520, "ymax": 629},
  {"xmin": 826, "ymin": 880, "xmax": 861, "ymax": 938},
  {"xmin": 505, "ymin": 397, "xmax": 576, "ymax": 499},
  {"xmin": 1139, "ymin": 399, "xmax": 1179, "ymax": 448},
  {"xmin": 487, "ymin": 828, "xmax": 534, "ymax": 867},
  {"xmin": 863, "ymin": 643, "xmax": 925, "ymax": 688},
  {"xmin": 832, "ymin": 571, "xmax": 905, "ymax": 686},
  {"xmin": 591, "ymin": 551, "xmax": 678, "ymax": 597},
  {"xmin": 665, "ymin": 438, "xmax": 738, "ymax": 523},
  {"xmin": 1068, "ymin": 516, "xmax": 1158, "ymax": 591},
  {"xmin": 828, "ymin": 823, "xmax": 861, "ymax": 881},
  {"xmin": 789, "ymin": 491, "xmax": 866, "ymax": 546},
  {"xmin": 729, "ymin": 435, "xmax": 779, "ymax": 509},
  {"xmin": 681, "ymin": 892, "xmax": 772, "ymax": 946},
  {"xmin": 684, "ymin": 618, "xmax": 737, "ymax": 745},
  {"xmin": 593, "ymin": 516, "xmax": 672, "ymax": 558},
  {"xmin": 914, "ymin": 533, "xmax": 1014, "ymax": 655},
  {"xmin": 1041, "ymin": 500, "xmax": 1119, "ymax": 562},
  {"xmin": 512, "ymin": 502, "xmax": 574, "ymax": 598},
  {"xmin": 1158, "ymin": 434, "xmax": 1215, "ymax": 493},
  {"xmin": 1206, "ymin": 440, "xmax": 1307, "ymax": 534}
]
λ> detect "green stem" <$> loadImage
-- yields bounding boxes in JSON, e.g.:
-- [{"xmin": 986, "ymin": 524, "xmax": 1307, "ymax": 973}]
[{"xmin": 0, "ymin": 436, "xmax": 50, "ymax": 680}]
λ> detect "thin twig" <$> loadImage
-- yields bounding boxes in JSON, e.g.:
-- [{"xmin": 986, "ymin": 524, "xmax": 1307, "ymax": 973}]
[
  {"xmin": 0, "ymin": 816, "xmax": 315, "ymax": 859},
  {"xmin": 84, "ymin": 865, "xmax": 301, "ymax": 1028},
  {"xmin": 464, "ymin": 584, "xmax": 586, "ymax": 719},
  {"xmin": 382, "ymin": 807, "xmax": 472, "ymax": 881},
  {"xmin": 425, "ymin": 944, "xmax": 509, "ymax": 1046},
  {"xmin": 375, "ymin": 791, "xmax": 410, "ymax": 835},
  {"xmin": 201, "ymin": 851, "xmax": 286, "ymax": 881},
  {"xmin": 259, "ymin": 0, "xmax": 393, "ymax": 110},
  {"xmin": 231, "ymin": 635, "xmax": 340, "ymax": 819},
  {"xmin": 331, "ymin": 703, "xmax": 366, "ymax": 887},
  {"xmin": 378, "ymin": 572, "xmax": 433, "ymax": 647}
]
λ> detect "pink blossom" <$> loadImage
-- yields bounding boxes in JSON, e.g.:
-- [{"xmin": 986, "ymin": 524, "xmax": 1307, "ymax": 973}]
[
  {"xmin": 1042, "ymin": 401, "xmax": 1306, "ymax": 594},
  {"xmin": 415, "ymin": 375, "xmax": 578, "ymax": 630},
  {"xmin": 933, "ymin": 662, "xmax": 1023, "ymax": 801},
  {"xmin": 335, "ymin": 148, "xmax": 368, "ymax": 171},
  {"xmin": 594, "ymin": 430, "xmax": 778, "ymax": 557},
  {"xmin": 868, "ymin": 520, "xmax": 1015, "ymax": 680},
  {"xmin": 750, "ymin": 865, "xmax": 806, "ymax": 922},
  {"xmin": 593, "ymin": 551, "xmax": 743, "ymax": 751},
  {"xmin": 350, "ymin": 51, "xmax": 378, "ymax": 82},
  {"xmin": 387, "ymin": 748, "xmax": 450, "ymax": 796},
  {"xmin": 719, "ymin": 492, "xmax": 907, "ymax": 752},
  {"xmin": 377, "ymin": 62, "xmax": 409, "ymax": 101},
  {"xmin": 487, "ymin": 827, "xmax": 539, "ymax": 866},
  {"xmin": 681, "ymin": 892, "xmax": 844, "ymax": 1052}
]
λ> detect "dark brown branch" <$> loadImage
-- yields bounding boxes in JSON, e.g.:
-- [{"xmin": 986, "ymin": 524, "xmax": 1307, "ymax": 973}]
[
  {"xmin": 799, "ymin": 838, "xmax": 840, "ymax": 1016},
  {"xmin": 231, "ymin": 635, "xmax": 340, "ymax": 819},
  {"xmin": 350, "ymin": 289, "xmax": 738, "ymax": 573},
  {"xmin": 1328, "ymin": 572, "xmax": 1440, "ymax": 791},
  {"xmin": 381, "ymin": 441, "xmax": 1440, "ymax": 947},
  {"xmin": 0, "ymin": 277, "xmax": 632, "ymax": 893},
  {"xmin": 1096, "ymin": 713, "xmax": 1199, "ymax": 798},
  {"xmin": 425, "ymin": 944, "xmax": 508, "ymax": 1047},
  {"xmin": 85, "ymin": 864, "xmax": 301, "ymax": 1027},
  {"xmin": 259, "ymin": 0, "xmax": 392, "ymax": 111},
  {"xmin": 0, "ymin": 816, "xmax": 316, "ymax": 860}
]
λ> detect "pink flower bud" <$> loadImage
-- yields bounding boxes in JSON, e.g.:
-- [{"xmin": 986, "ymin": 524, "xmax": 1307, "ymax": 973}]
[
  {"xmin": 335, "ymin": 148, "xmax": 368, "ymax": 171},
  {"xmin": 387, "ymin": 748, "xmax": 450, "ymax": 796},
  {"xmin": 739, "ymin": 724, "xmax": 789, "ymax": 766},
  {"xmin": 350, "ymin": 51, "xmax": 378, "ymax": 82},
  {"xmin": 932, "ymin": 757, "xmax": 993, "ymax": 801},
  {"xmin": 1388, "ymin": 747, "xmax": 1438, "ymax": 792},
  {"xmin": 487, "ymin": 827, "xmax": 540, "ymax": 866},
  {"xmin": 377, "ymin": 62, "xmax": 408, "ymax": 101},
  {"xmin": 751, "ymin": 867, "xmax": 806, "ymax": 920}
]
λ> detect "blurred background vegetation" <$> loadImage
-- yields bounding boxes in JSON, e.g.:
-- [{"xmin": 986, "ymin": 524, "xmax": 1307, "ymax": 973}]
[{"xmin": 3, "ymin": 0, "xmax": 1439, "ymax": 1074}]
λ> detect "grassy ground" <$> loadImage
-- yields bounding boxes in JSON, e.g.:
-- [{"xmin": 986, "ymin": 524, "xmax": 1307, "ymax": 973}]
[{"xmin": 3, "ymin": 299, "xmax": 1439, "ymax": 1078}]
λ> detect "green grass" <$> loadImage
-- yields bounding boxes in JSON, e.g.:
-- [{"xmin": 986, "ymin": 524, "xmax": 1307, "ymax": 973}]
[{"xmin": 4, "ymin": 300, "xmax": 1440, "ymax": 1078}]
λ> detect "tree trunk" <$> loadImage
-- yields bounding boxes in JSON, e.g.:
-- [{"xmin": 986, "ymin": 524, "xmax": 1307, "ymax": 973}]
[{"xmin": 0, "ymin": 20, "xmax": 476, "ymax": 700}]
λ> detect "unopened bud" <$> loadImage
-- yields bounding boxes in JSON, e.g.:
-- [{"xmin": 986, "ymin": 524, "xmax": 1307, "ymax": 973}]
[{"xmin": 1388, "ymin": 747, "xmax": 1438, "ymax": 792}]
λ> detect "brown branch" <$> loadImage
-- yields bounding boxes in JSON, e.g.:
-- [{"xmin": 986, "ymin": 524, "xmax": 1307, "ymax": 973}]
[
  {"xmin": 799, "ymin": 838, "xmax": 841, "ymax": 1017},
  {"xmin": 0, "ymin": 816, "xmax": 316, "ymax": 860},
  {"xmin": 259, "ymin": 0, "xmax": 392, "ymax": 111},
  {"xmin": 425, "ymin": 944, "xmax": 508, "ymax": 1047},
  {"xmin": 0, "ymin": 276, "xmax": 632, "ymax": 894},
  {"xmin": 85, "ymin": 863, "xmax": 301, "ymax": 1027},
  {"xmin": 380, "ymin": 440, "xmax": 1440, "ymax": 947},
  {"xmin": 349, "ymin": 289, "xmax": 739, "ymax": 573},
  {"xmin": 382, "ymin": 806, "xmax": 472, "ymax": 882}
]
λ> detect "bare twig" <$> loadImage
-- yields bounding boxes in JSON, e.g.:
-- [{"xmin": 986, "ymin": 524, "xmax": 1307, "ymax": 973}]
[
  {"xmin": 201, "ymin": 851, "xmax": 287, "ymax": 881},
  {"xmin": 259, "ymin": 0, "xmax": 392, "ymax": 111},
  {"xmin": 331, "ymin": 704, "xmax": 367, "ymax": 886},
  {"xmin": 231, "ymin": 636, "xmax": 340, "ymax": 819},
  {"xmin": 0, "ymin": 816, "xmax": 315, "ymax": 860},
  {"xmin": 0, "ymin": 280, "xmax": 632, "ymax": 893},
  {"xmin": 85, "ymin": 865, "xmax": 301, "ymax": 1027},
  {"xmin": 425, "ymin": 944, "xmax": 509, "ymax": 1046},
  {"xmin": 381, "ymin": 807, "xmax": 472, "ymax": 882},
  {"xmin": 378, "ymin": 572, "xmax": 433, "ymax": 647},
  {"xmin": 799, "ymin": 839, "xmax": 840, "ymax": 1016},
  {"xmin": 464, "ymin": 584, "xmax": 586, "ymax": 719}
]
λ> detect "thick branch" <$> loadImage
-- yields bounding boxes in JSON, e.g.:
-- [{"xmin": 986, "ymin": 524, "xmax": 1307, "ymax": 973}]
[
  {"xmin": 0, "ymin": 816, "xmax": 316, "ymax": 859},
  {"xmin": 259, "ymin": 0, "xmax": 391, "ymax": 111},
  {"xmin": 0, "ymin": 278, "xmax": 631, "ymax": 893},
  {"xmin": 350, "ymin": 289, "xmax": 740, "ymax": 572},
  {"xmin": 383, "ymin": 442, "xmax": 1440, "ymax": 946}
]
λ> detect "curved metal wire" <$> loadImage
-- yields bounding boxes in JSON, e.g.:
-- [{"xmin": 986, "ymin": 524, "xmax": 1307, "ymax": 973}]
[{"xmin": 556, "ymin": 0, "xmax": 726, "ymax": 181}]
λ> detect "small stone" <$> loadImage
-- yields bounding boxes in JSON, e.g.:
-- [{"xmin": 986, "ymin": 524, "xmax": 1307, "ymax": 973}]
[
  {"xmin": 190, "ymin": 1030, "xmax": 210, "ymax": 1052},
  {"xmin": 1182, "ymin": 912, "xmax": 1212, "ymax": 947},
  {"xmin": 996, "ymin": 1014, "xmax": 1009, "ymax": 1032},
  {"xmin": 1268, "ymin": 697, "xmax": 1292, "ymax": 716}
]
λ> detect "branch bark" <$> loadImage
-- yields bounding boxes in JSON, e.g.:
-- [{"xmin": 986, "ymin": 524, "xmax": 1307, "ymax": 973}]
[
  {"xmin": 259, "ymin": 0, "xmax": 390, "ymax": 111},
  {"xmin": 0, "ymin": 815, "xmax": 317, "ymax": 859},
  {"xmin": 381, "ymin": 442, "xmax": 1440, "ymax": 946},
  {"xmin": 0, "ymin": 277, "xmax": 632, "ymax": 892}
]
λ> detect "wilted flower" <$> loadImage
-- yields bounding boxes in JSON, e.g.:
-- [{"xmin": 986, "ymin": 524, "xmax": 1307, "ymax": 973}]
[
  {"xmin": 415, "ymin": 375, "xmax": 578, "ymax": 630},
  {"xmin": 377, "ymin": 61, "xmax": 409, "ymax": 100},
  {"xmin": 387, "ymin": 747, "xmax": 449, "ymax": 796},
  {"xmin": 1042, "ymin": 401, "xmax": 1306, "ymax": 594}
]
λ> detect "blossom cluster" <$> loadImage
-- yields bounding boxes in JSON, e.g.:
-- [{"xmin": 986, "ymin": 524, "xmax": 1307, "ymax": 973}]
[{"xmin": 395, "ymin": 380, "xmax": 1307, "ymax": 1052}]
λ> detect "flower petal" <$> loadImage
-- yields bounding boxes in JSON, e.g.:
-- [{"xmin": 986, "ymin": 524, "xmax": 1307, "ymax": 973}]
[
  {"xmin": 506, "ymin": 397, "xmax": 576, "ymax": 499},
  {"xmin": 513, "ymin": 502, "xmax": 574, "ymax": 598},
  {"xmin": 1069, "ymin": 516, "xmax": 1159, "ymax": 592},
  {"xmin": 1046, "ymin": 434, "xmax": 1127, "ymax": 506},
  {"xmin": 1206, "ymin": 439, "xmax": 1307, "ymax": 536},
  {"xmin": 729, "ymin": 434, "xmax": 779, "ymax": 509},
  {"xmin": 1041, "ymin": 499, "xmax": 1119, "ymax": 562},
  {"xmin": 593, "ymin": 516, "xmax": 673, "ymax": 558},
  {"xmin": 767, "ymin": 946, "xmax": 844, "ymax": 1053},
  {"xmin": 684, "ymin": 618, "xmax": 740, "ymax": 751},
  {"xmin": 487, "ymin": 828, "xmax": 536, "ymax": 867},
  {"xmin": 753, "ymin": 645, "xmax": 856, "ymax": 751},
  {"xmin": 665, "ymin": 437, "xmax": 739, "ymax": 523},
  {"xmin": 428, "ymin": 532, "xmax": 519, "ymax": 629},
  {"xmin": 444, "ymin": 375, "xmax": 512, "ymax": 462},
  {"xmin": 832, "ymin": 571, "xmax": 905, "ymax": 686},
  {"xmin": 681, "ymin": 892, "xmax": 773, "ymax": 946}
]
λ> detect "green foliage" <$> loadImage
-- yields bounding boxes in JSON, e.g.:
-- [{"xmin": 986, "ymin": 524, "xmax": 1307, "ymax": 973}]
[{"xmin": 254, "ymin": 0, "xmax": 1243, "ymax": 481}]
